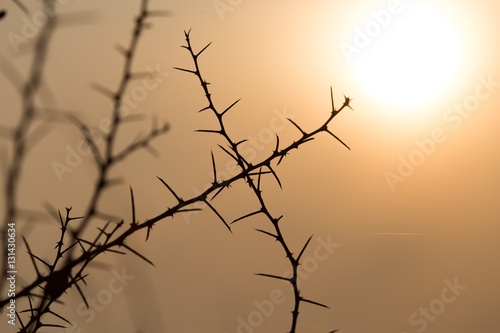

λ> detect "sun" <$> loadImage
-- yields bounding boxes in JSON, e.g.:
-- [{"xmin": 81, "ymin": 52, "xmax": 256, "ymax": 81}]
[{"xmin": 350, "ymin": 2, "xmax": 465, "ymax": 109}]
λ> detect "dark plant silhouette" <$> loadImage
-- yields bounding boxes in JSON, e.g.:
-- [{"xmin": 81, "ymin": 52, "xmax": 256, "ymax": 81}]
[
  {"xmin": 0, "ymin": 1, "xmax": 352, "ymax": 332},
  {"xmin": 59, "ymin": 0, "xmax": 171, "ymax": 267},
  {"xmin": 0, "ymin": 0, "xmax": 57, "ymax": 297},
  {"xmin": 174, "ymin": 30, "xmax": 351, "ymax": 332}
]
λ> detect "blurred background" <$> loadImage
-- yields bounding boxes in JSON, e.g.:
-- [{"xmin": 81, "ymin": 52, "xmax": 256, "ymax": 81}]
[{"xmin": 0, "ymin": 0, "xmax": 499, "ymax": 332}]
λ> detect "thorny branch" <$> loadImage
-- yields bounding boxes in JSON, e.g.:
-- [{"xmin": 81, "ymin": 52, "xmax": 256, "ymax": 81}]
[
  {"xmin": 174, "ymin": 29, "xmax": 351, "ymax": 333},
  {"xmin": 16, "ymin": 208, "xmax": 87, "ymax": 332},
  {"xmin": 0, "ymin": 0, "xmax": 57, "ymax": 296},
  {"xmin": 0, "ymin": 3, "xmax": 351, "ymax": 333},
  {"xmin": 61, "ymin": 0, "xmax": 169, "ymax": 263},
  {"xmin": 1, "ymin": 0, "xmax": 169, "ymax": 331}
]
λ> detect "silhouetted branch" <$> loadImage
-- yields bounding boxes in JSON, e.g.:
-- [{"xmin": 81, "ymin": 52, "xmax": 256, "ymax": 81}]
[
  {"xmin": 111, "ymin": 122, "xmax": 170, "ymax": 164},
  {"xmin": 0, "ymin": 0, "xmax": 57, "ymax": 296},
  {"xmin": 175, "ymin": 30, "xmax": 350, "ymax": 333},
  {"xmin": 1, "ymin": 17, "xmax": 351, "ymax": 333},
  {"xmin": 62, "ymin": 0, "xmax": 169, "ymax": 266}
]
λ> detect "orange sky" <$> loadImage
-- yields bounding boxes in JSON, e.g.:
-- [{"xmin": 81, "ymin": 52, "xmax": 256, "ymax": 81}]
[{"xmin": 1, "ymin": 0, "xmax": 499, "ymax": 332}]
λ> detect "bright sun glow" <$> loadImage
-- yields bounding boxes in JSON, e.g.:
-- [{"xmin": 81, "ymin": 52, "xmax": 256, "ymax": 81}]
[{"xmin": 352, "ymin": 3, "xmax": 464, "ymax": 109}]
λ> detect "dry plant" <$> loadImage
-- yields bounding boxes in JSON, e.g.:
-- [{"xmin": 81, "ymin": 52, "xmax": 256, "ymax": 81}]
[
  {"xmin": 0, "ymin": 1, "xmax": 351, "ymax": 332},
  {"xmin": 0, "ymin": 0, "xmax": 58, "ymax": 298}
]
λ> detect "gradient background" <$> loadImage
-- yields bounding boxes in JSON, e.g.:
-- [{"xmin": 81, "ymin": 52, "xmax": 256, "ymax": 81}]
[{"xmin": 0, "ymin": 0, "xmax": 499, "ymax": 332}]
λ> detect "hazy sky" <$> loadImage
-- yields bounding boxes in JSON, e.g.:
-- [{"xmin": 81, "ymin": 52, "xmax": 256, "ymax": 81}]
[{"xmin": 1, "ymin": 0, "xmax": 499, "ymax": 332}]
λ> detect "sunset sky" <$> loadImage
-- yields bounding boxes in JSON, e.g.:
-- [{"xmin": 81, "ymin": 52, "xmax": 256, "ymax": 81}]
[{"xmin": 1, "ymin": 0, "xmax": 499, "ymax": 332}]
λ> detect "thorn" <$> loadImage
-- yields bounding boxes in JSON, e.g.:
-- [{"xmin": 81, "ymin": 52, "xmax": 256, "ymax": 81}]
[
  {"xmin": 300, "ymin": 297, "xmax": 330, "ymax": 309},
  {"xmin": 231, "ymin": 209, "xmax": 262, "ymax": 225},
  {"xmin": 144, "ymin": 144, "xmax": 160, "ymax": 158},
  {"xmin": 198, "ymin": 106, "xmax": 211, "ymax": 113},
  {"xmin": 274, "ymin": 215, "xmax": 284, "ymax": 224},
  {"xmin": 75, "ymin": 238, "xmax": 88, "ymax": 254},
  {"xmin": 60, "ymin": 241, "xmax": 79, "ymax": 255},
  {"xmin": 90, "ymin": 83, "xmax": 116, "ymax": 99},
  {"xmin": 255, "ymin": 273, "xmax": 291, "ymax": 282},
  {"xmin": 196, "ymin": 42, "xmax": 212, "ymax": 58},
  {"xmin": 248, "ymin": 171, "xmax": 271, "ymax": 177},
  {"xmin": 255, "ymin": 229, "xmax": 278, "ymax": 239},
  {"xmin": 204, "ymin": 200, "xmax": 231, "ymax": 233},
  {"xmin": 330, "ymin": 86, "xmax": 335, "ymax": 112},
  {"xmin": 266, "ymin": 163, "xmax": 282, "ymax": 189},
  {"xmin": 39, "ymin": 323, "xmax": 67, "ymax": 329},
  {"xmin": 218, "ymin": 144, "xmax": 239, "ymax": 163},
  {"xmin": 297, "ymin": 235, "xmax": 313, "ymax": 262},
  {"xmin": 221, "ymin": 98, "xmax": 241, "ymax": 117},
  {"xmin": 177, "ymin": 208, "xmax": 203, "ymax": 213},
  {"xmin": 47, "ymin": 310, "xmax": 72, "ymax": 325},
  {"xmin": 211, "ymin": 183, "xmax": 227, "ymax": 201},
  {"xmin": 16, "ymin": 311, "xmax": 25, "ymax": 331},
  {"xmin": 235, "ymin": 139, "xmax": 247, "ymax": 146},
  {"xmin": 114, "ymin": 44, "xmax": 128, "ymax": 56},
  {"xmin": 257, "ymin": 167, "xmax": 263, "ymax": 191},
  {"xmin": 57, "ymin": 209, "xmax": 64, "ymax": 228},
  {"xmin": 195, "ymin": 129, "xmax": 221, "ymax": 134},
  {"xmin": 96, "ymin": 226, "xmax": 110, "ymax": 238},
  {"xmin": 12, "ymin": 0, "xmax": 29, "ymax": 14},
  {"xmin": 288, "ymin": 118, "xmax": 306, "ymax": 135},
  {"xmin": 22, "ymin": 236, "xmax": 41, "ymax": 277},
  {"xmin": 104, "ymin": 248, "xmax": 127, "ymax": 255},
  {"xmin": 324, "ymin": 129, "xmax": 350, "ymax": 150},
  {"xmin": 110, "ymin": 220, "xmax": 124, "ymax": 235},
  {"xmin": 173, "ymin": 67, "xmax": 196, "ymax": 75},
  {"xmin": 130, "ymin": 187, "xmax": 137, "ymax": 225},
  {"xmin": 147, "ymin": 10, "xmax": 172, "ymax": 17},
  {"xmin": 156, "ymin": 176, "xmax": 182, "ymax": 202},
  {"xmin": 146, "ymin": 224, "xmax": 153, "ymax": 242},
  {"xmin": 74, "ymin": 280, "xmax": 89, "ymax": 308},
  {"xmin": 121, "ymin": 244, "xmax": 155, "ymax": 266},
  {"xmin": 211, "ymin": 151, "xmax": 217, "ymax": 184},
  {"xmin": 277, "ymin": 152, "xmax": 287, "ymax": 166},
  {"xmin": 106, "ymin": 177, "xmax": 126, "ymax": 187},
  {"xmin": 26, "ymin": 296, "xmax": 35, "ymax": 316}
]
